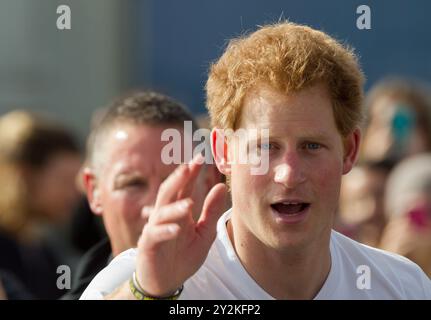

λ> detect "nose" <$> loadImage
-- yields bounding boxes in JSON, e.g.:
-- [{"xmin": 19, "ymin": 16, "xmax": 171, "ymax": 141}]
[{"xmin": 273, "ymin": 153, "xmax": 306, "ymax": 188}]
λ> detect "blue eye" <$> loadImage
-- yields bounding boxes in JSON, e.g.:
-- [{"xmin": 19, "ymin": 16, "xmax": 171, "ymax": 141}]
[
  {"xmin": 260, "ymin": 143, "xmax": 273, "ymax": 150},
  {"xmin": 306, "ymin": 143, "xmax": 321, "ymax": 150}
]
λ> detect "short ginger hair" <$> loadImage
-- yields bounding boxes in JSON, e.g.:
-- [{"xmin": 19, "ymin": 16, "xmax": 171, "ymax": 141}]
[{"xmin": 206, "ymin": 21, "xmax": 365, "ymax": 136}]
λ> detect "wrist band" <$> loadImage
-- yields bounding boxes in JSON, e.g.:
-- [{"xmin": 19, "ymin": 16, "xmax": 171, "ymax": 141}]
[{"xmin": 129, "ymin": 271, "xmax": 183, "ymax": 300}]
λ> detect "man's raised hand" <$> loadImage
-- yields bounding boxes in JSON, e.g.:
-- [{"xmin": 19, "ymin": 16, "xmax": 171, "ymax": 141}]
[{"xmin": 136, "ymin": 153, "xmax": 227, "ymax": 297}]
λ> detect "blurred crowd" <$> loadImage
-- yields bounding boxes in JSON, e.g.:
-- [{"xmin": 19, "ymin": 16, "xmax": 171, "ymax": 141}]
[
  {"xmin": 0, "ymin": 76, "xmax": 431, "ymax": 299},
  {"xmin": 335, "ymin": 77, "xmax": 431, "ymax": 277}
]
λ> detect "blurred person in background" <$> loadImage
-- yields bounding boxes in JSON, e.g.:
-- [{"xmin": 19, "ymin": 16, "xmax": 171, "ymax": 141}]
[
  {"xmin": 0, "ymin": 110, "xmax": 82, "ymax": 299},
  {"xmin": 360, "ymin": 78, "xmax": 431, "ymax": 164},
  {"xmin": 335, "ymin": 160, "xmax": 392, "ymax": 247},
  {"xmin": 62, "ymin": 91, "xmax": 227, "ymax": 299},
  {"xmin": 379, "ymin": 153, "xmax": 431, "ymax": 277}
]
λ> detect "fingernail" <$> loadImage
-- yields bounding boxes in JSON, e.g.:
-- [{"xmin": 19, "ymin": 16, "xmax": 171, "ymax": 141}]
[
  {"xmin": 188, "ymin": 152, "xmax": 204, "ymax": 165},
  {"xmin": 142, "ymin": 206, "xmax": 152, "ymax": 216},
  {"xmin": 177, "ymin": 199, "xmax": 190, "ymax": 211},
  {"xmin": 167, "ymin": 225, "xmax": 179, "ymax": 234},
  {"xmin": 175, "ymin": 164, "xmax": 187, "ymax": 175},
  {"xmin": 194, "ymin": 153, "xmax": 204, "ymax": 163}
]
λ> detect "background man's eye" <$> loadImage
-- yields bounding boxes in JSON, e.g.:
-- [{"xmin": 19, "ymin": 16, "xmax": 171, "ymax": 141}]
[{"xmin": 127, "ymin": 180, "xmax": 147, "ymax": 188}]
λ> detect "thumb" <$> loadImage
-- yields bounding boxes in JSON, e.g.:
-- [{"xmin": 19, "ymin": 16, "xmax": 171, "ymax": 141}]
[{"xmin": 196, "ymin": 183, "xmax": 228, "ymax": 243}]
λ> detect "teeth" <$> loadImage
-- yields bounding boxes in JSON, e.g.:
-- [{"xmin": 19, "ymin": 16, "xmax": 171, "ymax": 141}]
[{"xmin": 282, "ymin": 202, "xmax": 301, "ymax": 205}]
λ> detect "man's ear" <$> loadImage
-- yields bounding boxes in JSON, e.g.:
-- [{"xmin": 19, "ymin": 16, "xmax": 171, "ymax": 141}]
[
  {"xmin": 83, "ymin": 167, "xmax": 103, "ymax": 215},
  {"xmin": 211, "ymin": 128, "xmax": 231, "ymax": 175},
  {"xmin": 342, "ymin": 128, "xmax": 361, "ymax": 175}
]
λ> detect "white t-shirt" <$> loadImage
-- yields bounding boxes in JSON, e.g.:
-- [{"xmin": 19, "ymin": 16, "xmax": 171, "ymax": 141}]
[{"xmin": 80, "ymin": 209, "xmax": 431, "ymax": 300}]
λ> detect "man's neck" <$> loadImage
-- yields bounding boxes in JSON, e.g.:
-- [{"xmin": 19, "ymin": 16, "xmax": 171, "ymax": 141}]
[
  {"xmin": 227, "ymin": 218, "xmax": 332, "ymax": 300},
  {"xmin": 111, "ymin": 240, "xmax": 128, "ymax": 258}
]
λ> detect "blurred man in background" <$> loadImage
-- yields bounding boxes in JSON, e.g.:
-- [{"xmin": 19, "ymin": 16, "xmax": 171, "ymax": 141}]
[{"xmin": 63, "ymin": 91, "xmax": 226, "ymax": 299}]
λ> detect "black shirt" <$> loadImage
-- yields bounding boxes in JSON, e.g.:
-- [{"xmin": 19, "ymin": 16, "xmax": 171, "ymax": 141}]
[{"xmin": 61, "ymin": 238, "xmax": 112, "ymax": 300}]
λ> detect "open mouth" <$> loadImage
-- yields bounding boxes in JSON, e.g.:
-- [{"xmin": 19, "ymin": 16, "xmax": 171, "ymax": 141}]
[{"xmin": 270, "ymin": 202, "xmax": 310, "ymax": 215}]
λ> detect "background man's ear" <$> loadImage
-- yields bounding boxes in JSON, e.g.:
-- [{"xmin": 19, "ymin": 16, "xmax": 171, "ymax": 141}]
[
  {"xmin": 83, "ymin": 167, "xmax": 103, "ymax": 215},
  {"xmin": 211, "ymin": 128, "xmax": 231, "ymax": 175},
  {"xmin": 342, "ymin": 128, "xmax": 361, "ymax": 175}
]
